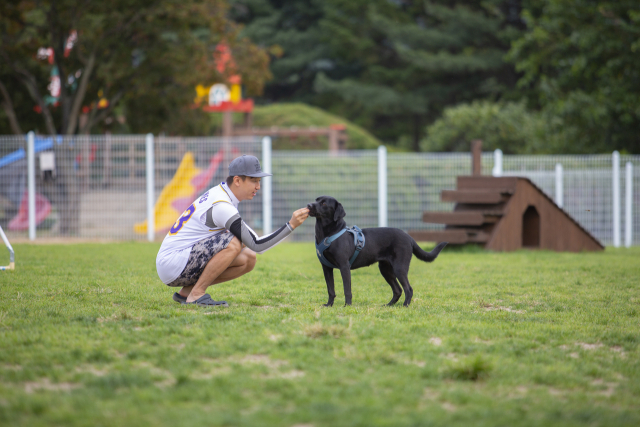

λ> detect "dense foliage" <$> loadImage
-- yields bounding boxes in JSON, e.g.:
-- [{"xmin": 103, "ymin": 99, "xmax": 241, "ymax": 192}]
[
  {"xmin": 1, "ymin": 1, "xmax": 639, "ymax": 153},
  {"xmin": 231, "ymin": 0, "xmax": 524, "ymax": 150},
  {"xmin": 421, "ymin": 101, "xmax": 544, "ymax": 154},
  {"xmin": 232, "ymin": 0, "xmax": 640, "ymax": 153},
  {"xmin": 0, "ymin": 0, "xmax": 270, "ymax": 136},
  {"xmin": 509, "ymin": 0, "xmax": 640, "ymax": 154}
]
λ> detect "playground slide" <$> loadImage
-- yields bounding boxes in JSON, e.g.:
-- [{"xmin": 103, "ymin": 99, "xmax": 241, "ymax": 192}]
[
  {"xmin": 134, "ymin": 150, "xmax": 225, "ymax": 235},
  {"xmin": 0, "ymin": 135, "xmax": 60, "ymax": 230},
  {"xmin": 8, "ymin": 190, "xmax": 52, "ymax": 231}
]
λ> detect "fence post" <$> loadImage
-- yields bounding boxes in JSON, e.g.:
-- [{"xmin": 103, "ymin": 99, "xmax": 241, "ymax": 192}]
[
  {"xmin": 613, "ymin": 151, "xmax": 620, "ymax": 247},
  {"xmin": 378, "ymin": 145, "xmax": 387, "ymax": 227},
  {"xmin": 471, "ymin": 140, "xmax": 482, "ymax": 176},
  {"xmin": 27, "ymin": 131, "xmax": 36, "ymax": 241},
  {"xmin": 262, "ymin": 136, "xmax": 272, "ymax": 234},
  {"xmin": 492, "ymin": 149, "xmax": 503, "ymax": 177},
  {"xmin": 145, "ymin": 133, "xmax": 155, "ymax": 242},
  {"xmin": 555, "ymin": 163, "xmax": 563, "ymax": 208},
  {"xmin": 626, "ymin": 162, "xmax": 633, "ymax": 248}
]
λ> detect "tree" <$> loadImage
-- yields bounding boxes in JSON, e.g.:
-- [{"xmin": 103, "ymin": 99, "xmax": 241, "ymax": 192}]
[
  {"xmin": 0, "ymin": 0, "xmax": 270, "ymax": 136},
  {"xmin": 0, "ymin": 0, "xmax": 270, "ymax": 235},
  {"xmin": 420, "ymin": 100, "xmax": 552, "ymax": 154},
  {"xmin": 230, "ymin": 0, "xmax": 524, "ymax": 150},
  {"xmin": 508, "ymin": 0, "xmax": 640, "ymax": 153},
  {"xmin": 316, "ymin": 0, "xmax": 525, "ymax": 151},
  {"xmin": 228, "ymin": 0, "xmax": 327, "ymax": 105}
]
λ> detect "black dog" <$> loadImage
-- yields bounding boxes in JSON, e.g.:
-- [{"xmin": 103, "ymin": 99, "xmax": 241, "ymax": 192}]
[{"xmin": 307, "ymin": 196, "xmax": 447, "ymax": 307}]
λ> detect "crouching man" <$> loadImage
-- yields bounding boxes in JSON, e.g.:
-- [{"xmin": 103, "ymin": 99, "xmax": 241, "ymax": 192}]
[{"xmin": 156, "ymin": 155, "xmax": 309, "ymax": 307}]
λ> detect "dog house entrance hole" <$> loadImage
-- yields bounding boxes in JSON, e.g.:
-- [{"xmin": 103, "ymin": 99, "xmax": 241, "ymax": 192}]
[{"xmin": 522, "ymin": 206, "xmax": 540, "ymax": 248}]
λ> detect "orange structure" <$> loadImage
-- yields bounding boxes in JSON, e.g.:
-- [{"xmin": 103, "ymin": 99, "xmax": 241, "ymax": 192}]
[{"xmin": 193, "ymin": 43, "xmax": 347, "ymax": 151}]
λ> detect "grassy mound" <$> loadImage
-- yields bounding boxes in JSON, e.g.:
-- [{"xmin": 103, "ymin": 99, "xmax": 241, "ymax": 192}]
[{"xmin": 212, "ymin": 103, "xmax": 382, "ymax": 150}]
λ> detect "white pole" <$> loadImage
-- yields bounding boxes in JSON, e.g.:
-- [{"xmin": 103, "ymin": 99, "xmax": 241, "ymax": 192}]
[
  {"xmin": 555, "ymin": 163, "xmax": 563, "ymax": 208},
  {"xmin": 613, "ymin": 151, "xmax": 620, "ymax": 247},
  {"xmin": 0, "ymin": 225, "xmax": 15, "ymax": 270},
  {"xmin": 492, "ymin": 149, "xmax": 503, "ymax": 177},
  {"xmin": 27, "ymin": 131, "xmax": 36, "ymax": 241},
  {"xmin": 262, "ymin": 136, "xmax": 272, "ymax": 234},
  {"xmin": 625, "ymin": 162, "xmax": 633, "ymax": 248},
  {"xmin": 145, "ymin": 133, "xmax": 155, "ymax": 242},
  {"xmin": 378, "ymin": 145, "xmax": 387, "ymax": 227}
]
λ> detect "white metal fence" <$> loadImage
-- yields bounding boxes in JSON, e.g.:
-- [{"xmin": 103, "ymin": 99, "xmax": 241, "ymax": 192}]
[
  {"xmin": 1, "ymin": 134, "xmax": 637, "ymax": 246},
  {"xmin": 0, "ymin": 134, "xmax": 262, "ymax": 241}
]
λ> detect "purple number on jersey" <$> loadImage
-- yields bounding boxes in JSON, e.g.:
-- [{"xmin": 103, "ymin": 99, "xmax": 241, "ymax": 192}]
[{"xmin": 169, "ymin": 204, "xmax": 196, "ymax": 235}]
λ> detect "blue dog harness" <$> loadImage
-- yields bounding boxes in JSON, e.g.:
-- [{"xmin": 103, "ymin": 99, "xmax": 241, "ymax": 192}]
[{"xmin": 315, "ymin": 226, "xmax": 365, "ymax": 269}]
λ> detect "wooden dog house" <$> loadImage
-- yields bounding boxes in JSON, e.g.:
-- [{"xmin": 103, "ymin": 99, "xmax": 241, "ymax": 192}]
[{"xmin": 408, "ymin": 142, "xmax": 604, "ymax": 252}]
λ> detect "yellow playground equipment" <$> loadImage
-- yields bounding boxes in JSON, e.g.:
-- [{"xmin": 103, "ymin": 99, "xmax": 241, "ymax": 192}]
[{"xmin": 135, "ymin": 150, "xmax": 225, "ymax": 235}]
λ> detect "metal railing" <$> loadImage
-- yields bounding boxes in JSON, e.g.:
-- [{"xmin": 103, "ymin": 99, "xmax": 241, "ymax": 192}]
[
  {"xmin": 0, "ymin": 133, "xmax": 262, "ymax": 241},
  {"xmin": 1, "ymin": 133, "xmax": 637, "ymax": 246}
]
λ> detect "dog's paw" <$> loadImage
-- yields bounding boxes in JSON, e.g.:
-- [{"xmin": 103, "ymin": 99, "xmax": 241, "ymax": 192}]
[{"xmin": 323, "ymin": 302, "xmax": 333, "ymax": 307}]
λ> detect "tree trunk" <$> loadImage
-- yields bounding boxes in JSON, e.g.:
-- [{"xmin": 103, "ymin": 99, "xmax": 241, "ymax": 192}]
[
  {"xmin": 65, "ymin": 52, "xmax": 96, "ymax": 135},
  {"xmin": 55, "ymin": 140, "xmax": 81, "ymax": 236},
  {"xmin": 0, "ymin": 80, "xmax": 23, "ymax": 134},
  {"xmin": 412, "ymin": 114, "xmax": 422, "ymax": 152}
]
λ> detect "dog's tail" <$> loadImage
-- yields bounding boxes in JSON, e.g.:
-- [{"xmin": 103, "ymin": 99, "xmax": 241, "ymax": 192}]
[{"xmin": 411, "ymin": 241, "xmax": 448, "ymax": 262}]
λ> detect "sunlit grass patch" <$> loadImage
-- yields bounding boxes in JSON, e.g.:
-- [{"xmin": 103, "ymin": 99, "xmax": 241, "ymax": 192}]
[{"xmin": 0, "ymin": 242, "xmax": 639, "ymax": 427}]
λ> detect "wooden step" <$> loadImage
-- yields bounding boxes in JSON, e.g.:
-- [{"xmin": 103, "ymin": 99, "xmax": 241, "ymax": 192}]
[
  {"xmin": 463, "ymin": 229, "xmax": 491, "ymax": 243},
  {"xmin": 408, "ymin": 230, "xmax": 469, "ymax": 244},
  {"xmin": 422, "ymin": 211, "xmax": 500, "ymax": 225},
  {"xmin": 408, "ymin": 229, "xmax": 491, "ymax": 244},
  {"xmin": 441, "ymin": 190, "xmax": 510, "ymax": 204},
  {"xmin": 457, "ymin": 176, "xmax": 518, "ymax": 191}
]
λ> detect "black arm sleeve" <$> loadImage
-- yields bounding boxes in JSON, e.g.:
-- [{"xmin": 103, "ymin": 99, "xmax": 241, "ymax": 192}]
[
  {"xmin": 224, "ymin": 214, "xmax": 293, "ymax": 253},
  {"xmin": 228, "ymin": 218, "xmax": 243, "ymax": 241}
]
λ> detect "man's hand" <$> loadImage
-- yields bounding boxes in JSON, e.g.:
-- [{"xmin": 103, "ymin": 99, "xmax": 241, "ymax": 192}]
[{"xmin": 289, "ymin": 208, "xmax": 310, "ymax": 230}]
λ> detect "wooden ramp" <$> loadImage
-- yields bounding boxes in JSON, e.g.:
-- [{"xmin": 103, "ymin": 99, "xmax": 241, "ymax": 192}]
[{"xmin": 409, "ymin": 176, "xmax": 603, "ymax": 252}]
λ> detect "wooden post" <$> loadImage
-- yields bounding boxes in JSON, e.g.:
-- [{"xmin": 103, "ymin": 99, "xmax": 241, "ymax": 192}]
[
  {"xmin": 329, "ymin": 124, "xmax": 346, "ymax": 153},
  {"xmin": 222, "ymin": 111, "xmax": 233, "ymax": 137},
  {"xmin": 243, "ymin": 112, "xmax": 252, "ymax": 128},
  {"xmin": 328, "ymin": 127, "xmax": 339, "ymax": 153},
  {"xmin": 471, "ymin": 140, "xmax": 482, "ymax": 176},
  {"xmin": 222, "ymin": 111, "xmax": 233, "ymax": 169}
]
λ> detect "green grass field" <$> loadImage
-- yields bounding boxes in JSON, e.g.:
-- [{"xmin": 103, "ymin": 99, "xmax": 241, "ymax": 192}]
[{"xmin": 1, "ymin": 243, "xmax": 639, "ymax": 427}]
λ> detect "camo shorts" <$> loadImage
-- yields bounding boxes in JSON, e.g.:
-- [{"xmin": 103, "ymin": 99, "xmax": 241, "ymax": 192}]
[{"xmin": 167, "ymin": 231, "xmax": 236, "ymax": 288}]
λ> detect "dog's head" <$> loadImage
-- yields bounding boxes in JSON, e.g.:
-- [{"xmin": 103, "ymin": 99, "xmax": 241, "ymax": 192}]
[{"xmin": 307, "ymin": 196, "xmax": 346, "ymax": 223}]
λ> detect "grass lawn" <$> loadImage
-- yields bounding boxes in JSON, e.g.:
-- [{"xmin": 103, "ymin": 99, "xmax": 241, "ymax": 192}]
[{"xmin": 0, "ymin": 242, "xmax": 639, "ymax": 427}]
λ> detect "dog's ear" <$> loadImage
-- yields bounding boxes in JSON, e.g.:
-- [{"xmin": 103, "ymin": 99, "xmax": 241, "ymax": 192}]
[{"xmin": 333, "ymin": 202, "xmax": 346, "ymax": 221}]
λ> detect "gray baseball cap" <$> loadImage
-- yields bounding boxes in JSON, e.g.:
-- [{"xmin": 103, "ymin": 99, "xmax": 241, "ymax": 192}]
[{"xmin": 228, "ymin": 155, "xmax": 272, "ymax": 178}]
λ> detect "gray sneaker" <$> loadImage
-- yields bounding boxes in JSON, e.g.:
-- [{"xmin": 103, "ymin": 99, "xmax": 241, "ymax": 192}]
[{"xmin": 185, "ymin": 294, "xmax": 229, "ymax": 307}]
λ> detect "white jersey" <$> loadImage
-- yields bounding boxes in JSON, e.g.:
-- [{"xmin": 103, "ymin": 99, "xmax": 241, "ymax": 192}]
[{"xmin": 156, "ymin": 182, "xmax": 292, "ymax": 284}]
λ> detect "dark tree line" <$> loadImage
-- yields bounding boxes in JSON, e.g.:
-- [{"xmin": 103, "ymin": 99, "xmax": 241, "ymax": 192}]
[
  {"xmin": 231, "ymin": 0, "xmax": 639, "ymax": 153},
  {"xmin": 1, "ymin": 0, "xmax": 639, "ymax": 153}
]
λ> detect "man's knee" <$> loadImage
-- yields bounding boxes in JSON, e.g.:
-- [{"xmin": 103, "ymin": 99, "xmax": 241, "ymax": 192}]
[
  {"xmin": 245, "ymin": 250, "xmax": 257, "ymax": 272},
  {"xmin": 226, "ymin": 237, "xmax": 242, "ymax": 254}
]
